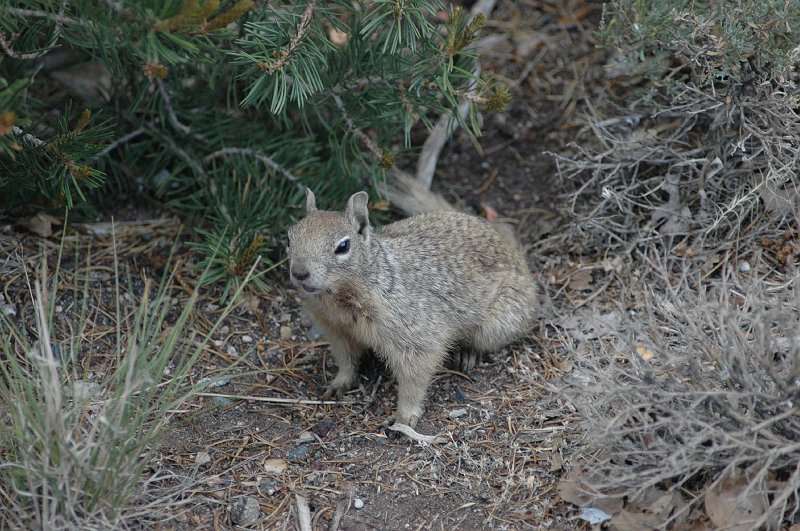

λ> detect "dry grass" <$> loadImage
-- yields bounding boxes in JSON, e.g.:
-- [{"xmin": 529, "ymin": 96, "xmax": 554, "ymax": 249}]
[{"xmin": 0, "ymin": 220, "xmax": 259, "ymax": 529}]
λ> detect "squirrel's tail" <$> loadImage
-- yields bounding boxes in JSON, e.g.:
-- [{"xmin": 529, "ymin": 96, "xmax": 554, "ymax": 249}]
[
  {"xmin": 384, "ymin": 170, "xmax": 524, "ymax": 251},
  {"xmin": 383, "ymin": 170, "xmax": 457, "ymax": 215}
]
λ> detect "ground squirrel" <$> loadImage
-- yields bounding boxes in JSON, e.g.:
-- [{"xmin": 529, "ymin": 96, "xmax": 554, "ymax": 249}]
[{"xmin": 287, "ymin": 182, "xmax": 537, "ymax": 428}]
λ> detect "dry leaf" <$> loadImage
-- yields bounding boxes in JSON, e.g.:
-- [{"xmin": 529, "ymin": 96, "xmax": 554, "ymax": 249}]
[
  {"xmin": 705, "ymin": 470, "xmax": 770, "ymax": 531},
  {"xmin": 548, "ymin": 450, "xmax": 563, "ymax": 472},
  {"xmin": 579, "ymin": 507, "xmax": 612, "ymax": 525},
  {"xmin": 559, "ymin": 466, "xmax": 626, "ymax": 519},
  {"xmin": 328, "ymin": 27, "xmax": 348, "ymax": 47},
  {"xmin": 636, "ymin": 344, "xmax": 655, "ymax": 361},
  {"xmin": 610, "ymin": 487, "xmax": 685, "ymax": 530},
  {"xmin": 20, "ymin": 212, "xmax": 61, "ymax": 237},
  {"xmin": 557, "ymin": 466, "xmax": 592, "ymax": 507},
  {"xmin": 644, "ymin": 490, "xmax": 682, "ymax": 518},
  {"xmin": 263, "ymin": 458, "xmax": 288, "ymax": 475},
  {"xmin": 760, "ymin": 183, "xmax": 798, "ymax": 219},
  {"xmin": 482, "ymin": 204, "xmax": 499, "ymax": 221},
  {"xmin": 242, "ymin": 293, "xmax": 261, "ymax": 314},
  {"xmin": 568, "ymin": 269, "xmax": 593, "ymax": 292},
  {"xmin": 0, "ymin": 111, "xmax": 16, "ymax": 136},
  {"xmin": 559, "ymin": 357, "xmax": 574, "ymax": 373},
  {"xmin": 610, "ymin": 508, "xmax": 662, "ymax": 531}
]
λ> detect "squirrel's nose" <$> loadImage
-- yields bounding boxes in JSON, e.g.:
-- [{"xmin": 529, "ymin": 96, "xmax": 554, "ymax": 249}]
[{"xmin": 291, "ymin": 266, "xmax": 310, "ymax": 281}]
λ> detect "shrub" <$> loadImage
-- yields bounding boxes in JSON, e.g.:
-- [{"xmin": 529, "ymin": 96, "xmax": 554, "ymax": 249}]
[
  {"xmin": 0, "ymin": 1, "xmax": 498, "ymax": 294},
  {"xmin": 551, "ymin": 1, "xmax": 800, "ymax": 527},
  {"xmin": 559, "ymin": 263, "xmax": 800, "ymax": 529},
  {"xmin": 556, "ymin": 0, "xmax": 800, "ymax": 248}
]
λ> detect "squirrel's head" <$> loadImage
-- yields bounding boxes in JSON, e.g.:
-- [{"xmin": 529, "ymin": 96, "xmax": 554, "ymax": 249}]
[{"xmin": 286, "ymin": 189, "xmax": 372, "ymax": 296}]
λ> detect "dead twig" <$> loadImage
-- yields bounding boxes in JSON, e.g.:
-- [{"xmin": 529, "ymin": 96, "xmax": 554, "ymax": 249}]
[
  {"xmin": 385, "ymin": 423, "xmax": 449, "ymax": 444},
  {"xmin": 295, "ymin": 494, "xmax": 312, "ymax": 531},
  {"xmin": 415, "ymin": 0, "xmax": 498, "ymax": 189}
]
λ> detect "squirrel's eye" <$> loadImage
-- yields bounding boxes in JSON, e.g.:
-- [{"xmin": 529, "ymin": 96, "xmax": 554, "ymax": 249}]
[{"xmin": 334, "ymin": 238, "xmax": 350, "ymax": 255}]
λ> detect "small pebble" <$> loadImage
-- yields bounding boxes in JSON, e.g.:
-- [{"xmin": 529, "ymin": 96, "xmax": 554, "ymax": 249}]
[
  {"xmin": 199, "ymin": 376, "xmax": 231, "ymax": 387},
  {"xmin": 220, "ymin": 325, "xmax": 230, "ymax": 334},
  {"xmin": 241, "ymin": 335, "xmax": 253, "ymax": 343},
  {"xmin": 213, "ymin": 339, "xmax": 224, "ymax": 348},
  {"xmin": 448, "ymin": 408, "xmax": 468, "ymax": 419},
  {"xmin": 353, "ymin": 498, "xmax": 364, "ymax": 509},
  {"xmin": 280, "ymin": 326, "xmax": 292, "ymax": 340},
  {"xmin": 226, "ymin": 345, "xmax": 238, "ymax": 356},
  {"xmin": 230, "ymin": 496, "xmax": 261, "ymax": 526},
  {"xmin": 738, "ymin": 260, "xmax": 751, "ymax": 273},
  {"xmin": 451, "ymin": 388, "xmax": 466, "ymax": 403},
  {"xmin": 287, "ymin": 444, "xmax": 310, "ymax": 460},
  {"xmin": 298, "ymin": 431, "xmax": 315, "ymax": 442}
]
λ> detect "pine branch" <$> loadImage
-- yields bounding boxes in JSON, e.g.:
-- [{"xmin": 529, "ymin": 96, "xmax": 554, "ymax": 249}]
[
  {"xmin": 328, "ymin": 76, "xmax": 390, "ymax": 95},
  {"xmin": 100, "ymin": 0, "xmax": 126, "ymax": 15},
  {"xmin": 0, "ymin": 6, "xmax": 92, "ymax": 28},
  {"xmin": 0, "ymin": 26, "xmax": 62, "ymax": 60},
  {"xmin": 156, "ymin": 79, "xmax": 192, "ymax": 136},
  {"xmin": 203, "ymin": 147, "xmax": 303, "ymax": 190},
  {"xmin": 332, "ymin": 93, "xmax": 393, "ymax": 168},
  {"xmin": 90, "ymin": 128, "xmax": 145, "ymax": 161},
  {"xmin": 258, "ymin": 0, "xmax": 316, "ymax": 74},
  {"xmin": 155, "ymin": 130, "xmax": 234, "ymax": 226},
  {"xmin": 2, "ymin": 0, "xmax": 492, "ymax": 288}
]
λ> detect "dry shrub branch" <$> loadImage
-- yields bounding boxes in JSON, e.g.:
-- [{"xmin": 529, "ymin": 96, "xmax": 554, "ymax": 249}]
[
  {"xmin": 555, "ymin": 74, "xmax": 800, "ymax": 256},
  {"xmin": 559, "ymin": 250, "xmax": 800, "ymax": 528},
  {"xmin": 548, "ymin": 6, "xmax": 800, "ymax": 525}
]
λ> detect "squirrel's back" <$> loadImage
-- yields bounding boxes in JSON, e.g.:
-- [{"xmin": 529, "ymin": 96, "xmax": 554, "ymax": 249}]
[{"xmin": 377, "ymin": 211, "xmax": 530, "ymax": 279}]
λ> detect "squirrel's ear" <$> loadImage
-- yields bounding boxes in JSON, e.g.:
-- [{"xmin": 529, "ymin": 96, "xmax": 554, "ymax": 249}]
[
  {"xmin": 305, "ymin": 188, "xmax": 317, "ymax": 213},
  {"xmin": 346, "ymin": 191, "xmax": 370, "ymax": 235}
]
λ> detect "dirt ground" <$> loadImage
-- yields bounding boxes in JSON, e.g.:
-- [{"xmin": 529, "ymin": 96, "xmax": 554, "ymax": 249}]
[{"xmin": 2, "ymin": 1, "xmax": 606, "ymax": 529}]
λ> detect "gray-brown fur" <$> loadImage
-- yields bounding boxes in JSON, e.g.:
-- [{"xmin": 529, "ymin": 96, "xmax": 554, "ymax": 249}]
[{"xmin": 287, "ymin": 187, "xmax": 537, "ymax": 427}]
